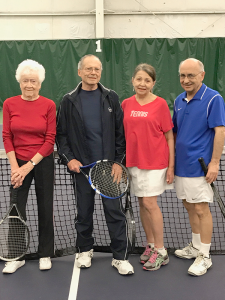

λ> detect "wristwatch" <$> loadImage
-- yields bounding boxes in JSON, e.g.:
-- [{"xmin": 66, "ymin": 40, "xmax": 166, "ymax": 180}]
[{"xmin": 30, "ymin": 160, "xmax": 36, "ymax": 166}]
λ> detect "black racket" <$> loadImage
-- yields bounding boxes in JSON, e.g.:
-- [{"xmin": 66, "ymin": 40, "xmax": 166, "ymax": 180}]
[
  {"xmin": 0, "ymin": 187, "xmax": 30, "ymax": 261},
  {"xmin": 198, "ymin": 157, "xmax": 225, "ymax": 218},
  {"xmin": 79, "ymin": 160, "xmax": 129, "ymax": 199},
  {"xmin": 124, "ymin": 188, "xmax": 136, "ymax": 253}
]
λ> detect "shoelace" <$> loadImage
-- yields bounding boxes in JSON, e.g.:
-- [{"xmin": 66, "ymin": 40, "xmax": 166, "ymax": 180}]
[
  {"xmin": 149, "ymin": 251, "xmax": 158, "ymax": 263},
  {"xmin": 40, "ymin": 258, "xmax": 50, "ymax": 262},
  {"xmin": 143, "ymin": 246, "xmax": 152, "ymax": 256},
  {"xmin": 184, "ymin": 243, "xmax": 194, "ymax": 253},
  {"xmin": 5, "ymin": 261, "xmax": 20, "ymax": 267},
  {"xmin": 193, "ymin": 254, "xmax": 204, "ymax": 266},
  {"xmin": 114, "ymin": 260, "xmax": 129, "ymax": 266},
  {"xmin": 78, "ymin": 251, "xmax": 92, "ymax": 258}
]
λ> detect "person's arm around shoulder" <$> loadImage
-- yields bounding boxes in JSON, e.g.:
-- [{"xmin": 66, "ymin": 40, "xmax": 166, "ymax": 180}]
[
  {"xmin": 206, "ymin": 126, "xmax": 225, "ymax": 184},
  {"xmin": 56, "ymin": 95, "xmax": 83, "ymax": 172},
  {"xmin": 164, "ymin": 129, "xmax": 175, "ymax": 184},
  {"xmin": 160, "ymin": 98, "xmax": 174, "ymax": 184},
  {"xmin": 37, "ymin": 100, "xmax": 56, "ymax": 157},
  {"xmin": 111, "ymin": 91, "xmax": 126, "ymax": 163},
  {"xmin": 56, "ymin": 95, "xmax": 77, "ymax": 165}
]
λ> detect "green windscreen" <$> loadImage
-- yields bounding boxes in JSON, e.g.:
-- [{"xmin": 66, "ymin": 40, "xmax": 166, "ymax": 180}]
[{"xmin": 0, "ymin": 38, "xmax": 225, "ymax": 109}]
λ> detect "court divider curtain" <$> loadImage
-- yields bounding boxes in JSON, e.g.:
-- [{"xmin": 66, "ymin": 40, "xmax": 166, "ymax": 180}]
[{"xmin": 0, "ymin": 38, "xmax": 225, "ymax": 109}]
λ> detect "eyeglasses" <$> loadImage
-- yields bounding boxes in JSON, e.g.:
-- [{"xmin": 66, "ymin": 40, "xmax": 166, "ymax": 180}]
[
  {"xmin": 179, "ymin": 71, "xmax": 202, "ymax": 80},
  {"xmin": 84, "ymin": 67, "xmax": 101, "ymax": 73}
]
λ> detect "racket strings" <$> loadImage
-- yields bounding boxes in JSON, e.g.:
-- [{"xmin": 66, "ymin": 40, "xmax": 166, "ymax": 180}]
[
  {"xmin": 90, "ymin": 162, "xmax": 128, "ymax": 198},
  {"xmin": 0, "ymin": 217, "xmax": 29, "ymax": 260}
]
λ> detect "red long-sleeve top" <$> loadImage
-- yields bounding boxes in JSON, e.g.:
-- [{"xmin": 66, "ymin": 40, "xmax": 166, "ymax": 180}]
[{"xmin": 3, "ymin": 95, "xmax": 56, "ymax": 160}]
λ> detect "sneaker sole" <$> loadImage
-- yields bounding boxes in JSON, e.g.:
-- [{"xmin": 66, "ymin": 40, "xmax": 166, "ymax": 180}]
[
  {"xmin": 39, "ymin": 265, "xmax": 52, "ymax": 271},
  {"xmin": 143, "ymin": 258, "xmax": 169, "ymax": 271},
  {"xmin": 140, "ymin": 259, "xmax": 149, "ymax": 264},
  {"xmin": 112, "ymin": 265, "xmax": 134, "ymax": 275},
  {"xmin": 76, "ymin": 262, "xmax": 91, "ymax": 268}
]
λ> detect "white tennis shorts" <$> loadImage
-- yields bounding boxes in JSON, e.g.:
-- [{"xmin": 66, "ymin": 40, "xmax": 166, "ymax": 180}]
[
  {"xmin": 128, "ymin": 167, "xmax": 174, "ymax": 197},
  {"xmin": 175, "ymin": 176, "xmax": 213, "ymax": 203}
]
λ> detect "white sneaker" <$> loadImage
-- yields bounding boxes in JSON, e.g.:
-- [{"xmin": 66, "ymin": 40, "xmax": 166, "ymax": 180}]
[
  {"xmin": 2, "ymin": 260, "xmax": 25, "ymax": 274},
  {"xmin": 175, "ymin": 243, "xmax": 199, "ymax": 259},
  {"xmin": 188, "ymin": 253, "xmax": 212, "ymax": 276},
  {"xmin": 76, "ymin": 249, "xmax": 93, "ymax": 268},
  {"xmin": 39, "ymin": 257, "xmax": 52, "ymax": 270},
  {"xmin": 112, "ymin": 259, "xmax": 134, "ymax": 275}
]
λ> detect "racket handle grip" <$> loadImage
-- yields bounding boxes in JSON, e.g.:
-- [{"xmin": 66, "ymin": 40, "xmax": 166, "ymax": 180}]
[
  {"xmin": 10, "ymin": 186, "xmax": 19, "ymax": 204},
  {"xmin": 198, "ymin": 157, "xmax": 208, "ymax": 176}
]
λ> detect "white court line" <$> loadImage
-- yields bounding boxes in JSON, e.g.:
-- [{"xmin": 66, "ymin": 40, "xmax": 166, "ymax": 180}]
[{"xmin": 68, "ymin": 256, "xmax": 80, "ymax": 300}]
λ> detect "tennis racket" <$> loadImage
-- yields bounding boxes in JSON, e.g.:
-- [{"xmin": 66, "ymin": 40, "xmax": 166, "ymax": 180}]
[
  {"xmin": 0, "ymin": 187, "xmax": 30, "ymax": 261},
  {"xmin": 198, "ymin": 157, "xmax": 225, "ymax": 218},
  {"xmin": 124, "ymin": 188, "xmax": 136, "ymax": 253},
  {"xmin": 79, "ymin": 160, "xmax": 129, "ymax": 199}
]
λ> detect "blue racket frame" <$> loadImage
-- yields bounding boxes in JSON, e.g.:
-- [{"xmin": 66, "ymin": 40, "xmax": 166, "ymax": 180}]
[{"xmin": 80, "ymin": 160, "xmax": 129, "ymax": 199}]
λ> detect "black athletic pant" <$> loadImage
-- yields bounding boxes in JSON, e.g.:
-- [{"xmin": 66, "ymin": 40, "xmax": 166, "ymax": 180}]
[
  {"xmin": 73, "ymin": 171, "xmax": 130, "ymax": 260},
  {"xmin": 12, "ymin": 153, "xmax": 55, "ymax": 258}
]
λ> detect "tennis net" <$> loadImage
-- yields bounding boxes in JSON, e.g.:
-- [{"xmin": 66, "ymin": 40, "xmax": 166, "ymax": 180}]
[{"xmin": 0, "ymin": 150, "xmax": 225, "ymax": 259}]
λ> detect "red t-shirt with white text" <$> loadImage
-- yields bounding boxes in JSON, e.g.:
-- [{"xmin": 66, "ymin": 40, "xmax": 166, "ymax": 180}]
[{"xmin": 121, "ymin": 95, "xmax": 173, "ymax": 170}]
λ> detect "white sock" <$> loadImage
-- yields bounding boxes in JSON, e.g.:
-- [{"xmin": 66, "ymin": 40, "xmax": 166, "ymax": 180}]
[
  {"xmin": 199, "ymin": 242, "xmax": 211, "ymax": 258},
  {"xmin": 157, "ymin": 246, "xmax": 167, "ymax": 256},
  {"xmin": 192, "ymin": 232, "xmax": 201, "ymax": 250},
  {"xmin": 148, "ymin": 242, "xmax": 154, "ymax": 249}
]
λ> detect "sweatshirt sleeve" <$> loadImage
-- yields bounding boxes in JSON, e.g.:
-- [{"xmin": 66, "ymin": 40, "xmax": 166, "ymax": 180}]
[
  {"xmin": 37, "ymin": 101, "xmax": 56, "ymax": 157},
  {"xmin": 2, "ymin": 99, "xmax": 15, "ymax": 153}
]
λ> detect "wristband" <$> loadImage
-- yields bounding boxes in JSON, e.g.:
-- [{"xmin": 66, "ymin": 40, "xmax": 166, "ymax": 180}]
[{"xmin": 30, "ymin": 160, "xmax": 36, "ymax": 166}]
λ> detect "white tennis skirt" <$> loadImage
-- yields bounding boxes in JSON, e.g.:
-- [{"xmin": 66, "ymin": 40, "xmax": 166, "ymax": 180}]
[{"xmin": 128, "ymin": 167, "xmax": 174, "ymax": 197}]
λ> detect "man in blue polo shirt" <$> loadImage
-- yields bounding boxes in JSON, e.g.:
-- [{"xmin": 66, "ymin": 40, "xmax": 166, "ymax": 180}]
[{"xmin": 173, "ymin": 58, "xmax": 225, "ymax": 276}]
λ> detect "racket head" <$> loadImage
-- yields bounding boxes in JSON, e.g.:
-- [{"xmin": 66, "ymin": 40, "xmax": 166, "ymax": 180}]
[
  {"xmin": 89, "ymin": 160, "xmax": 129, "ymax": 199},
  {"xmin": 0, "ymin": 204, "xmax": 30, "ymax": 262},
  {"xmin": 125, "ymin": 190, "xmax": 136, "ymax": 253}
]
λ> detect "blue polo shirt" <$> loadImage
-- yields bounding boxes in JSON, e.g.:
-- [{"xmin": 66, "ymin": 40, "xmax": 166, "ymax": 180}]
[{"xmin": 173, "ymin": 83, "xmax": 225, "ymax": 177}]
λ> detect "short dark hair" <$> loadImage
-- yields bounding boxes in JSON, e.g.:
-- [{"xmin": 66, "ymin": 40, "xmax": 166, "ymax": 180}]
[{"xmin": 133, "ymin": 63, "xmax": 156, "ymax": 81}]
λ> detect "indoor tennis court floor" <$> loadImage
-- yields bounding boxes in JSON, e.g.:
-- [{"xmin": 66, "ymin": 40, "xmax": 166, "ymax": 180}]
[{"xmin": 0, "ymin": 252, "xmax": 225, "ymax": 300}]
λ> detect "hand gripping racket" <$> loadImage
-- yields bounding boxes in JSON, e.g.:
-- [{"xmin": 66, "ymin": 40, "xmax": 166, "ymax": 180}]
[
  {"xmin": 198, "ymin": 157, "xmax": 225, "ymax": 218},
  {"xmin": 124, "ymin": 187, "xmax": 136, "ymax": 253},
  {"xmin": 0, "ymin": 187, "xmax": 30, "ymax": 261},
  {"xmin": 79, "ymin": 160, "xmax": 129, "ymax": 199}
]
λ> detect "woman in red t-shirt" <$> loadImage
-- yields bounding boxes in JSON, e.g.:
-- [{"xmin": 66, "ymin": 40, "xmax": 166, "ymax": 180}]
[
  {"xmin": 121, "ymin": 63, "xmax": 174, "ymax": 271},
  {"xmin": 2, "ymin": 59, "xmax": 56, "ymax": 274}
]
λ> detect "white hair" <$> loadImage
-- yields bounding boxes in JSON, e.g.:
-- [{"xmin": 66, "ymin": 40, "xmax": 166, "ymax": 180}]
[
  {"xmin": 15, "ymin": 59, "xmax": 45, "ymax": 83},
  {"xmin": 179, "ymin": 58, "xmax": 205, "ymax": 73},
  {"xmin": 78, "ymin": 54, "xmax": 102, "ymax": 70}
]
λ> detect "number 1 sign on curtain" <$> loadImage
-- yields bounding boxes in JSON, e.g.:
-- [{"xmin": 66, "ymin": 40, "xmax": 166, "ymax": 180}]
[{"xmin": 96, "ymin": 40, "xmax": 102, "ymax": 52}]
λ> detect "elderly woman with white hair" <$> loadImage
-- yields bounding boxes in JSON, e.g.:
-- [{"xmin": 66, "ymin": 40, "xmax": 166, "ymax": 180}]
[{"xmin": 2, "ymin": 59, "xmax": 56, "ymax": 274}]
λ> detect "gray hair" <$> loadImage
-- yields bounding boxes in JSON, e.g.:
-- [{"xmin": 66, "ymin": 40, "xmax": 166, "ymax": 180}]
[
  {"xmin": 15, "ymin": 59, "xmax": 45, "ymax": 83},
  {"xmin": 78, "ymin": 54, "xmax": 102, "ymax": 70},
  {"xmin": 179, "ymin": 58, "xmax": 205, "ymax": 73},
  {"xmin": 133, "ymin": 63, "xmax": 156, "ymax": 81}
]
